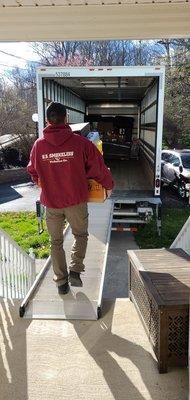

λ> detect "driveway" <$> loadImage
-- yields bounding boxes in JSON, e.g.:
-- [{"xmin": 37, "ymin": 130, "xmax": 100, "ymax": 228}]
[
  {"xmin": 0, "ymin": 180, "xmax": 188, "ymax": 213},
  {"xmin": 0, "ymin": 182, "xmax": 40, "ymax": 212}
]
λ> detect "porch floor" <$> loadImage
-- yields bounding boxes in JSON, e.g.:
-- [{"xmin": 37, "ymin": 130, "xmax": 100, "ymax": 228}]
[{"xmin": 0, "ymin": 298, "xmax": 187, "ymax": 400}]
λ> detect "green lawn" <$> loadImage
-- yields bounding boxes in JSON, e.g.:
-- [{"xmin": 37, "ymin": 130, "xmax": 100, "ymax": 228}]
[
  {"xmin": 0, "ymin": 208, "xmax": 189, "ymax": 258},
  {"xmin": 0, "ymin": 212, "xmax": 50, "ymax": 258},
  {"xmin": 135, "ymin": 208, "xmax": 190, "ymax": 249}
]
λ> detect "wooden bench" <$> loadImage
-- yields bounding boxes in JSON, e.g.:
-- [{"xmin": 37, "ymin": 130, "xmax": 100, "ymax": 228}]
[{"xmin": 128, "ymin": 248, "xmax": 190, "ymax": 373}]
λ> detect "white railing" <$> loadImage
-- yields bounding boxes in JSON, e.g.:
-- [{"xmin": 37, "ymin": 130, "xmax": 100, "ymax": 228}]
[
  {"xmin": 0, "ymin": 228, "xmax": 36, "ymax": 299},
  {"xmin": 170, "ymin": 216, "xmax": 190, "ymax": 256}
]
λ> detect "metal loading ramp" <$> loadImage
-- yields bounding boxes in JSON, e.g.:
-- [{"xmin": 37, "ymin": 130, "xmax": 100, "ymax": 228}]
[{"xmin": 22, "ymin": 200, "xmax": 113, "ymax": 320}]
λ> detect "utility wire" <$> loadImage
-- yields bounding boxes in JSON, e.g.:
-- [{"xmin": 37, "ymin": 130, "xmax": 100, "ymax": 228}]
[
  {"xmin": 0, "ymin": 49, "xmax": 38, "ymax": 63},
  {"xmin": 0, "ymin": 63, "xmax": 12, "ymax": 68},
  {"xmin": 0, "ymin": 63, "xmax": 28, "ymax": 70}
]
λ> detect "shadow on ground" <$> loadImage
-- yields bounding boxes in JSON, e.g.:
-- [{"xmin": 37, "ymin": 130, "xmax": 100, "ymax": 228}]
[
  {"xmin": 68, "ymin": 293, "xmax": 188, "ymax": 400},
  {"xmin": 68, "ymin": 295, "xmax": 152, "ymax": 400},
  {"xmin": 0, "ymin": 184, "xmax": 22, "ymax": 205},
  {"xmin": 0, "ymin": 299, "xmax": 31, "ymax": 399}
]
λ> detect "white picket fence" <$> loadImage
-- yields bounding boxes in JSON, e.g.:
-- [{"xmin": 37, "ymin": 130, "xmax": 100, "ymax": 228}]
[
  {"xmin": 170, "ymin": 216, "xmax": 190, "ymax": 256},
  {"xmin": 0, "ymin": 228, "xmax": 36, "ymax": 299}
]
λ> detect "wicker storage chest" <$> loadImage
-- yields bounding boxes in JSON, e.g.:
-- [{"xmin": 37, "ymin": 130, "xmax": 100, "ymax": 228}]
[{"xmin": 128, "ymin": 248, "xmax": 190, "ymax": 373}]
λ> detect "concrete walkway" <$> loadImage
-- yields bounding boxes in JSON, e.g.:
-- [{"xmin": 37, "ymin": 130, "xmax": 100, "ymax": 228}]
[{"xmin": 0, "ymin": 298, "xmax": 187, "ymax": 400}]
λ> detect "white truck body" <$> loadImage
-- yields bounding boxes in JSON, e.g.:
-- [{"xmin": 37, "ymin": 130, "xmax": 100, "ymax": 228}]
[{"xmin": 36, "ymin": 66, "xmax": 165, "ymax": 230}]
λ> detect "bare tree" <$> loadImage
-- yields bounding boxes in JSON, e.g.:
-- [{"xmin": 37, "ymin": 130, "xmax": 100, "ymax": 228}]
[
  {"xmin": 0, "ymin": 78, "xmax": 36, "ymax": 164},
  {"xmin": 31, "ymin": 42, "xmax": 82, "ymax": 65},
  {"xmin": 6, "ymin": 62, "xmax": 37, "ymax": 108}
]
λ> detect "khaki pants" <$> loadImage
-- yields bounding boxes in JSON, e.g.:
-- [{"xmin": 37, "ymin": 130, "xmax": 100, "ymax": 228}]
[{"xmin": 46, "ymin": 202, "xmax": 89, "ymax": 287}]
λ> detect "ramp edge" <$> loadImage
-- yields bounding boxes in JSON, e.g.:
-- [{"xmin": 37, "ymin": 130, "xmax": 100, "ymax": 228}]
[
  {"xmin": 19, "ymin": 223, "xmax": 70, "ymax": 317},
  {"xmin": 97, "ymin": 200, "xmax": 114, "ymax": 310}
]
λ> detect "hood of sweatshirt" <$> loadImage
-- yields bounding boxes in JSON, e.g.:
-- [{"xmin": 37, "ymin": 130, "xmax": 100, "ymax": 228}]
[{"xmin": 43, "ymin": 123, "xmax": 73, "ymax": 146}]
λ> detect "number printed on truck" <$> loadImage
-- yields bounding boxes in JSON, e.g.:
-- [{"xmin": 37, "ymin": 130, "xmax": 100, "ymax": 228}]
[{"xmin": 55, "ymin": 72, "xmax": 71, "ymax": 77}]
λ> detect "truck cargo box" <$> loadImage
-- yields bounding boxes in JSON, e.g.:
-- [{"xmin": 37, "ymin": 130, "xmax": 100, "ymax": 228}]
[{"xmin": 36, "ymin": 66, "xmax": 165, "ymax": 232}]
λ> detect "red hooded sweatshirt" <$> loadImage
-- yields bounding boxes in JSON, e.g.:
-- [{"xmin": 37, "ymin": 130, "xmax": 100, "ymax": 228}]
[{"xmin": 27, "ymin": 124, "xmax": 114, "ymax": 208}]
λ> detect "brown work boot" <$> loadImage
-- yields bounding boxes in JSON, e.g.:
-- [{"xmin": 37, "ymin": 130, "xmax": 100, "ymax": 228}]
[{"xmin": 69, "ymin": 271, "xmax": 83, "ymax": 287}]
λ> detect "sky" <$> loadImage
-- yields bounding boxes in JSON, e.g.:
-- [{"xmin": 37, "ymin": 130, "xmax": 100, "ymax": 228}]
[{"xmin": 0, "ymin": 42, "xmax": 40, "ymax": 72}]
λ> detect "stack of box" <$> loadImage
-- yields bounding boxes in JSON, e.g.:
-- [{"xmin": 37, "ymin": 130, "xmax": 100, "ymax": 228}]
[{"xmin": 87, "ymin": 131, "xmax": 106, "ymax": 203}]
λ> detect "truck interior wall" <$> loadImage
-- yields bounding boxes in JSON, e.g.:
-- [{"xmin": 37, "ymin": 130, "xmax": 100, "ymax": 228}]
[
  {"xmin": 43, "ymin": 78, "xmax": 86, "ymax": 125},
  {"xmin": 139, "ymin": 151, "xmax": 155, "ymax": 187},
  {"xmin": 139, "ymin": 81, "xmax": 157, "ymax": 163}
]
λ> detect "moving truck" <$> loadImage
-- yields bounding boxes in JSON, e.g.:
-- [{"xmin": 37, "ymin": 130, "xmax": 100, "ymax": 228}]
[{"xmin": 36, "ymin": 66, "xmax": 165, "ymax": 233}]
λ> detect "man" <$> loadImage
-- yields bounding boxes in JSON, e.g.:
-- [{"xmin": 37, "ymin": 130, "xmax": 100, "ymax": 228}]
[{"xmin": 27, "ymin": 102, "xmax": 114, "ymax": 295}]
